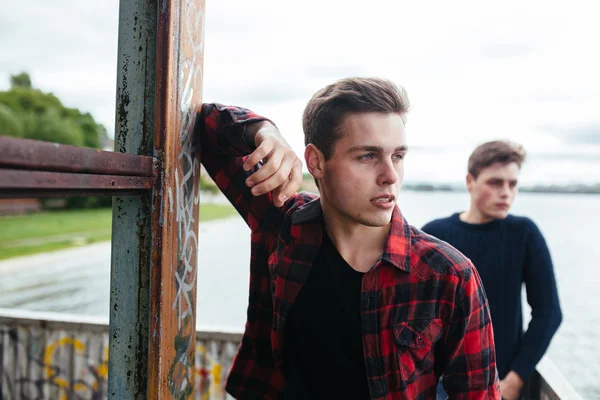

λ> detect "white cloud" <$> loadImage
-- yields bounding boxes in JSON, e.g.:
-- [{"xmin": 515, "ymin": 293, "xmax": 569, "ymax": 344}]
[{"xmin": 1, "ymin": 0, "xmax": 599, "ymax": 183}]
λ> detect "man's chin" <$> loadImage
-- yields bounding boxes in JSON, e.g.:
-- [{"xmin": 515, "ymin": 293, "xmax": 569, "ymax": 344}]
[
  {"xmin": 358, "ymin": 210, "xmax": 394, "ymax": 227},
  {"xmin": 491, "ymin": 210, "xmax": 509, "ymax": 220}
]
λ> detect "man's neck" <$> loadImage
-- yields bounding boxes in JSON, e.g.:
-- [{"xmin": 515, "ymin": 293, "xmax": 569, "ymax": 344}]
[
  {"xmin": 322, "ymin": 212, "xmax": 390, "ymax": 273},
  {"xmin": 460, "ymin": 208, "xmax": 495, "ymax": 224}
]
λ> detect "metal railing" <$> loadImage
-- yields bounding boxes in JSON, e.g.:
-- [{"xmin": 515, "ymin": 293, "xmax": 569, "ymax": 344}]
[{"xmin": 0, "ymin": 136, "xmax": 156, "ymax": 198}]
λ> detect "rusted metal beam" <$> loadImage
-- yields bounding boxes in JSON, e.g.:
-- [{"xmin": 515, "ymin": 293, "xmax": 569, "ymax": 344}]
[
  {"xmin": 0, "ymin": 189, "xmax": 143, "ymax": 198},
  {"xmin": 0, "ymin": 136, "xmax": 154, "ymax": 177},
  {"xmin": 0, "ymin": 169, "xmax": 154, "ymax": 193},
  {"xmin": 148, "ymin": 0, "xmax": 205, "ymax": 398}
]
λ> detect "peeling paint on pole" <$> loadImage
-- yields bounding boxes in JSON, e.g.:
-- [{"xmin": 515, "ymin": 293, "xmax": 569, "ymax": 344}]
[
  {"xmin": 108, "ymin": 0, "xmax": 205, "ymax": 397},
  {"xmin": 108, "ymin": 0, "xmax": 157, "ymax": 399},
  {"xmin": 148, "ymin": 0, "xmax": 205, "ymax": 398}
]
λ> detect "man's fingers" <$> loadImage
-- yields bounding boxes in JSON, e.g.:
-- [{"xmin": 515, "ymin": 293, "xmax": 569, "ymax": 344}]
[
  {"xmin": 242, "ymin": 133, "xmax": 303, "ymax": 206},
  {"xmin": 273, "ymin": 162, "xmax": 303, "ymax": 207},
  {"xmin": 250, "ymin": 155, "xmax": 293, "ymax": 196},
  {"xmin": 246, "ymin": 150, "xmax": 283, "ymax": 188},
  {"xmin": 243, "ymin": 139, "xmax": 273, "ymax": 172},
  {"xmin": 271, "ymin": 185, "xmax": 285, "ymax": 208}
]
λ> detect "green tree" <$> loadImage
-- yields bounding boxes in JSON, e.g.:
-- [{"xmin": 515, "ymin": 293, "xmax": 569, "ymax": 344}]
[
  {"xmin": 0, "ymin": 104, "xmax": 23, "ymax": 137},
  {"xmin": 21, "ymin": 109, "xmax": 84, "ymax": 146},
  {"xmin": 0, "ymin": 72, "xmax": 108, "ymax": 149},
  {"xmin": 0, "ymin": 87, "xmax": 63, "ymax": 116},
  {"xmin": 63, "ymin": 109, "xmax": 108, "ymax": 149},
  {"xmin": 10, "ymin": 72, "xmax": 32, "ymax": 89}
]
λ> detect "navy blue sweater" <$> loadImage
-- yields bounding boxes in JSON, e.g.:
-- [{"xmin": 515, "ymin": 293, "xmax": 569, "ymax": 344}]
[{"xmin": 422, "ymin": 213, "xmax": 562, "ymax": 381}]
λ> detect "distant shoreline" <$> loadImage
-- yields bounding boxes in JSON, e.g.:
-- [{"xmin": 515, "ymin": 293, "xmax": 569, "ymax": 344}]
[
  {"xmin": 300, "ymin": 174, "xmax": 600, "ymax": 195},
  {"xmin": 401, "ymin": 183, "xmax": 600, "ymax": 195}
]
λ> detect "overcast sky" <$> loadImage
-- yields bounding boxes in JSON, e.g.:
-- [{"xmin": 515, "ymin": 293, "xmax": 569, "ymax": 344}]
[{"xmin": 2, "ymin": 0, "xmax": 599, "ymax": 184}]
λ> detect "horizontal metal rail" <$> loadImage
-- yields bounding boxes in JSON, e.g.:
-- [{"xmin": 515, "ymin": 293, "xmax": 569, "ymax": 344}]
[
  {"xmin": 0, "ymin": 136, "xmax": 157, "ymax": 197},
  {"xmin": 0, "ymin": 137, "xmax": 155, "ymax": 176},
  {"xmin": 0, "ymin": 169, "xmax": 155, "ymax": 196}
]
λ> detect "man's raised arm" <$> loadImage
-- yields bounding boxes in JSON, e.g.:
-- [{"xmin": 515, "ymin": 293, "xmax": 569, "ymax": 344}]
[{"xmin": 195, "ymin": 103, "xmax": 303, "ymax": 231}]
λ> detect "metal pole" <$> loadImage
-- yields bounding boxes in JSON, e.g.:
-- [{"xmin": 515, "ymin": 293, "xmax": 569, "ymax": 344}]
[
  {"xmin": 108, "ymin": 0, "xmax": 158, "ymax": 398},
  {"xmin": 148, "ymin": 0, "xmax": 205, "ymax": 396},
  {"xmin": 109, "ymin": 0, "xmax": 206, "ymax": 398}
]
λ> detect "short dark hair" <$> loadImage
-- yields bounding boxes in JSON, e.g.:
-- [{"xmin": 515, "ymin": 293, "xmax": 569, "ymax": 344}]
[
  {"xmin": 468, "ymin": 140, "xmax": 527, "ymax": 178},
  {"xmin": 302, "ymin": 77, "xmax": 410, "ymax": 159}
]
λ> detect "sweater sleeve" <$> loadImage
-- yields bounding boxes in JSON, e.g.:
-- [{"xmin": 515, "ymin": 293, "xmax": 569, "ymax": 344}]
[{"xmin": 510, "ymin": 219, "xmax": 562, "ymax": 380}]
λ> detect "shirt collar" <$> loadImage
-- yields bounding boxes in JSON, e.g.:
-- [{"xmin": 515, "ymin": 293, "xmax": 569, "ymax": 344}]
[{"xmin": 292, "ymin": 199, "xmax": 411, "ymax": 272}]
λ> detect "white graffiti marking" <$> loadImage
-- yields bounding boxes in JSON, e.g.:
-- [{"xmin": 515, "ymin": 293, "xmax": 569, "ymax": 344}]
[{"xmin": 169, "ymin": 1, "xmax": 205, "ymax": 396}]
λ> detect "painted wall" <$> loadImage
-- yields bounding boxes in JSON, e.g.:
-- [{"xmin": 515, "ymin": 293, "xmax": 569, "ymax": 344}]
[{"xmin": 0, "ymin": 312, "xmax": 239, "ymax": 400}]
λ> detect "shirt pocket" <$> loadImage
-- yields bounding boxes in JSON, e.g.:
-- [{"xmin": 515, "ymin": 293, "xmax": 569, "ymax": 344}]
[{"xmin": 392, "ymin": 318, "xmax": 443, "ymax": 384}]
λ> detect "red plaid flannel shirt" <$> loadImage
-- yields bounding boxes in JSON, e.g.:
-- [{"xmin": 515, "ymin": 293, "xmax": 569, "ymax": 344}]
[{"xmin": 197, "ymin": 103, "xmax": 500, "ymax": 399}]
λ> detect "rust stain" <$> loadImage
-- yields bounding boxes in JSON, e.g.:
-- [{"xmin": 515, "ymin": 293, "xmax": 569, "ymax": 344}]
[
  {"xmin": 0, "ymin": 169, "xmax": 154, "ymax": 193},
  {"xmin": 0, "ymin": 136, "xmax": 154, "ymax": 177},
  {"xmin": 148, "ymin": 0, "xmax": 205, "ymax": 398}
]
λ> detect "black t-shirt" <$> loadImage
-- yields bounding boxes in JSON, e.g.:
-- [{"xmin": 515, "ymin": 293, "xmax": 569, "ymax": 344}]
[{"xmin": 283, "ymin": 232, "xmax": 370, "ymax": 399}]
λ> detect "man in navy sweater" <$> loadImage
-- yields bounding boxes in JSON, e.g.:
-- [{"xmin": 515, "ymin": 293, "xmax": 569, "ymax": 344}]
[{"xmin": 422, "ymin": 140, "xmax": 562, "ymax": 400}]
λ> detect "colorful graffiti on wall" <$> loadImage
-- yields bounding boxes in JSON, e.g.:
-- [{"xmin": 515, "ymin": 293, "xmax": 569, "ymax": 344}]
[
  {"xmin": 0, "ymin": 326, "xmax": 108, "ymax": 399},
  {"xmin": 0, "ymin": 323, "xmax": 239, "ymax": 400}
]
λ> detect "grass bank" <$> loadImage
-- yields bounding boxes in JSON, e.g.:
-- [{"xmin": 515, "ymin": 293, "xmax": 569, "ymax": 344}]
[{"xmin": 0, "ymin": 204, "xmax": 237, "ymax": 260}]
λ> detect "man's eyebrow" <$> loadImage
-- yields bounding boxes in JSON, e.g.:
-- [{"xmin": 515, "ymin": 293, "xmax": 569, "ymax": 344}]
[{"xmin": 347, "ymin": 145, "xmax": 408, "ymax": 153}]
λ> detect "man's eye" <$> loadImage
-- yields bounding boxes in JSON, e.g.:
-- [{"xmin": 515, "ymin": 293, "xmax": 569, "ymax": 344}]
[{"xmin": 358, "ymin": 154, "xmax": 374, "ymax": 160}]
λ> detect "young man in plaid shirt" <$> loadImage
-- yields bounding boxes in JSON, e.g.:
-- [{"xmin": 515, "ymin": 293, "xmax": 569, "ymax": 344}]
[{"xmin": 197, "ymin": 77, "xmax": 500, "ymax": 399}]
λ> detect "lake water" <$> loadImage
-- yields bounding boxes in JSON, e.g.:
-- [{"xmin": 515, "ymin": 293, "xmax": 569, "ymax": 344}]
[{"xmin": 0, "ymin": 190, "xmax": 598, "ymax": 398}]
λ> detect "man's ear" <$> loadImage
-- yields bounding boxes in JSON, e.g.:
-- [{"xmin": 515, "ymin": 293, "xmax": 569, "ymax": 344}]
[
  {"xmin": 466, "ymin": 173, "xmax": 475, "ymax": 192},
  {"xmin": 305, "ymin": 144, "xmax": 325, "ymax": 181}
]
